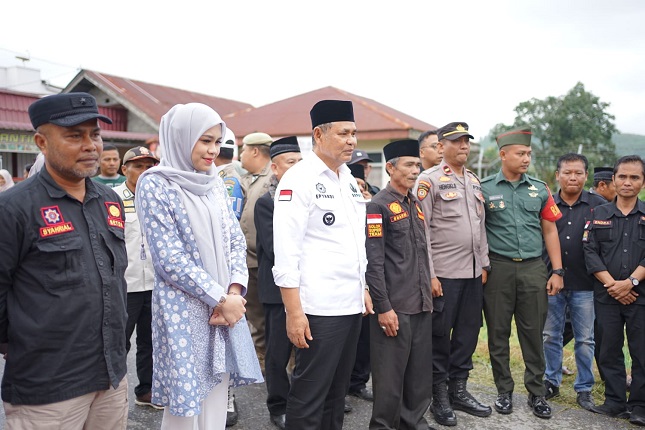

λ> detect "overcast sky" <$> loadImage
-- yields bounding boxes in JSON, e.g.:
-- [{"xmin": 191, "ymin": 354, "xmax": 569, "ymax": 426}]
[{"xmin": 3, "ymin": 0, "xmax": 644, "ymax": 140}]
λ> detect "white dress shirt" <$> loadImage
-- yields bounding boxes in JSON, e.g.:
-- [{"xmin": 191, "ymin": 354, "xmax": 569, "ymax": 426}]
[{"xmin": 272, "ymin": 152, "xmax": 367, "ymax": 316}]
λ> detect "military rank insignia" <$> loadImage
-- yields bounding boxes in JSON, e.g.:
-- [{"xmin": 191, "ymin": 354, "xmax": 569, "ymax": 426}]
[
  {"xmin": 105, "ymin": 202, "xmax": 125, "ymax": 229},
  {"xmin": 367, "ymin": 213, "xmax": 383, "ymax": 238}
]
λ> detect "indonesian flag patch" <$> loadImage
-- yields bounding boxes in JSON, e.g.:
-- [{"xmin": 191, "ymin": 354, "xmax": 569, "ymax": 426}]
[
  {"xmin": 367, "ymin": 213, "xmax": 383, "ymax": 238},
  {"xmin": 278, "ymin": 189, "xmax": 293, "ymax": 201}
]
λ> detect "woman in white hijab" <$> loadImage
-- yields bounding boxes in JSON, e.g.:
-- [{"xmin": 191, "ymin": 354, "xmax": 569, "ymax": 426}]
[
  {"xmin": 136, "ymin": 103, "xmax": 262, "ymax": 429},
  {"xmin": 0, "ymin": 169, "xmax": 14, "ymax": 192}
]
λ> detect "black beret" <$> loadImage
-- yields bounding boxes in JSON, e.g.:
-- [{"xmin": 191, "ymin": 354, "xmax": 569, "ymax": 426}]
[
  {"xmin": 270, "ymin": 136, "xmax": 301, "ymax": 158},
  {"xmin": 310, "ymin": 100, "xmax": 354, "ymax": 129},
  {"xmin": 28, "ymin": 92, "xmax": 112, "ymax": 129},
  {"xmin": 383, "ymin": 139, "xmax": 420, "ymax": 161}
]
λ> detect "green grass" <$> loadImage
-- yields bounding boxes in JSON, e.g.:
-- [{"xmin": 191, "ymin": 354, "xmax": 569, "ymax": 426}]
[{"xmin": 469, "ymin": 319, "xmax": 631, "ymax": 408}]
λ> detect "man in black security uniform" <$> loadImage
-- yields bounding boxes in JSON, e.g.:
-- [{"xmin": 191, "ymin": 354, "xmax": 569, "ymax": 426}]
[
  {"xmin": 255, "ymin": 136, "xmax": 302, "ymax": 430},
  {"xmin": 366, "ymin": 139, "xmax": 434, "ymax": 430},
  {"xmin": 0, "ymin": 93, "xmax": 128, "ymax": 429},
  {"xmin": 583, "ymin": 155, "xmax": 645, "ymax": 426}
]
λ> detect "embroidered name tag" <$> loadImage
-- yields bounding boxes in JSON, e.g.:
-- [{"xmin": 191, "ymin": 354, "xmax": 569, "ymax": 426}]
[{"xmin": 593, "ymin": 220, "xmax": 612, "ymax": 226}]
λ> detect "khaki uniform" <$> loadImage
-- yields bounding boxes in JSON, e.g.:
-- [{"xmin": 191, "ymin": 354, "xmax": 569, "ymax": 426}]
[
  {"xmin": 240, "ymin": 160, "xmax": 272, "ymax": 349},
  {"xmin": 413, "ymin": 161, "xmax": 489, "ymax": 386}
]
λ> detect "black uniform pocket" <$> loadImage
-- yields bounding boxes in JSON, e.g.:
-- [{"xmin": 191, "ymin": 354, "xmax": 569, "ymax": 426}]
[
  {"xmin": 432, "ymin": 295, "xmax": 446, "ymax": 336},
  {"xmin": 35, "ymin": 235, "xmax": 85, "ymax": 291},
  {"xmin": 101, "ymin": 228, "xmax": 127, "ymax": 273},
  {"xmin": 593, "ymin": 224, "xmax": 613, "ymax": 242}
]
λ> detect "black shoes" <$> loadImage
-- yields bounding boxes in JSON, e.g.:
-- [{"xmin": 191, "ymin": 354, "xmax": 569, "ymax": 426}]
[
  {"xmin": 494, "ymin": 392, "xmax": 513, "ymax": 414},
  {"xmin": 269, "ymin": 413, "xmax": 286, "ymax": 430},
  {"xmin": 431, "ymin": 383, "xmax": 457, "ymax": 426},
  {"xmin": 591, "ymin": 403, "xmax": 630, "ymax": 419},
  {"xmin": 448, "ymin": 378, "xmax": 492, "ymax": 417},
  {"xmin": 527, "ymin": 393, "xmax": 552, "ymax": 419},
  {"xmin": 349, "ymin": 387, "xmax": 374, "ymax": 402},
  {"xmin": 543, "ymin": 380, "xmax": 560, "ymax": 400},
  {"xmin": 631, "ymin": 412, "xmax": 645, "ymax": 426},
  {"xmin": 576, "ymin": 391, "xmax": 595, "ymax": 411},
  {"xmin": 344, "ymin": 397, "xmax": 353, "ymax": 413}
]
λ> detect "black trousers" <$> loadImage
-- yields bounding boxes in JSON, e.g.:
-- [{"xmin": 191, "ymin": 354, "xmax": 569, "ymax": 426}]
[
  {"xmin": 350, "ymin": 314, "xmax": 371, "ymax": 393},
  {"xmin": 125, "ymin": 290, "xmax": 153, "ymax": 397},
  {"xmin": 595, "ymin": 302, "xmax": 645, "ymax": 413},
  {"xmin": 264, "ymin": 303, "xmax": 294, "ymax": 415},
  {"xmin": 433, "ymin": 277, "xmax": 483, "ymax": 385},
  {"xmin": 370, "ymin": 312, "xmax": 433, "ymax": 430},
  {"xmin": 285, "ymin": 314, "xmax": 361, "ymax": 430}
]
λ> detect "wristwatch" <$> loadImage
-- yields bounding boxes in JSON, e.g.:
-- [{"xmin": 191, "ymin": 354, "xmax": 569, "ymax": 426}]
[
  {"xmin": 630, "ymin": 276, "xmax": 640, "ymax": 286},
  {"xmin": 552, "ymin": 268, "xmax": 565, "ymax": 277},
  {"xmin": 482, "ymin": 265, "xmax": 492, "ymax": 273}
]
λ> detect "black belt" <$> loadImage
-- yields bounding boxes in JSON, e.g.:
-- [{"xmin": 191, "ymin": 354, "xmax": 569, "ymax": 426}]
[{"xmin": 489, "ymin": 252, "xmax": 541, "ymax": 263}]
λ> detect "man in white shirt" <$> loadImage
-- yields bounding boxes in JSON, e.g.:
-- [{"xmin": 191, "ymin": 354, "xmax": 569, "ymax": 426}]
[
  {"xmin": 273, "ymin": 100, "xmax": 373, "ymax": 430},
  {"xmin": 113, "ymin": 146, "xmax": 160, "ymax": 409}
]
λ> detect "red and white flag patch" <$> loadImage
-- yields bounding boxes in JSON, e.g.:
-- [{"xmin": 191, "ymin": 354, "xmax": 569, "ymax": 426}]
[
  {"xmin": 367, "ymin": 214, "xmax": 383, "ymax": 238},
  {"xmin": 278, "ymin": 189, "xmax": 293, "ymax": 201}
]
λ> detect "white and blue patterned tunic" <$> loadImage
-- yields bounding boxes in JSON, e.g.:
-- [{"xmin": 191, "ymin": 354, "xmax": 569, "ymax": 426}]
[{"xmin": 137, "ymin": 173, "xmax": 263, "ymax": 417}]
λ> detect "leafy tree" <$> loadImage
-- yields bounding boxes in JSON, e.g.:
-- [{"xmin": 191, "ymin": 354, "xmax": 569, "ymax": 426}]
[{"xmin": 483, "ymin": 82, "xmax": 618, "ymax": 188}]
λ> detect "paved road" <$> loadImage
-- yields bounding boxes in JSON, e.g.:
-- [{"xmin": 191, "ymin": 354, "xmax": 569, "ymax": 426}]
[{"xmin": 0, "ymin": 349, "xmax": 636, "ymax": 429}]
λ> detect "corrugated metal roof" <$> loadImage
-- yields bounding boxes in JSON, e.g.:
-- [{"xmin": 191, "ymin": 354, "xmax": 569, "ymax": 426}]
[
  {"xmin": 224, "ymin": 86, "xmax": 436, "ymax": 140},
  {"xmin": 0, "ymin": 90, "xmax": 35, "ymax": 126},
  {"xmin": 67, "ymin": 70, "xmax": 254, "ymax": 129},
  {"xmin": 0, "ymin": 89, "xmax": 152, "ymax": 143}
]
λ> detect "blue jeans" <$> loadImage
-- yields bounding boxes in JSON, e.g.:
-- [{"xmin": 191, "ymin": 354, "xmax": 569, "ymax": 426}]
[{"xmin": 543, "ymin": 290, "xmax": 595, "ymax": 392}]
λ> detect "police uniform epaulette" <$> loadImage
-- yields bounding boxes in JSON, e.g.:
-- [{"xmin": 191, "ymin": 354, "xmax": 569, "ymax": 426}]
[
  {"xmin": 465, "ymin": 169, "xmax": 481, "ymax": 181},
  {"xmin": 425, "ymin": 165, "xmax": 442, "ymax": 175}
]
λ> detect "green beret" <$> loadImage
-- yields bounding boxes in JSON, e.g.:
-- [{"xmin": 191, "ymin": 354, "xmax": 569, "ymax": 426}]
[{"xmin": 496, "ymin": 126, "xmax": 532, "ymax": 148}]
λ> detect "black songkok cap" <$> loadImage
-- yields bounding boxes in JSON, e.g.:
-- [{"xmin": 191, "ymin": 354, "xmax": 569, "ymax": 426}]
[
  {"xmin": 383, "ymin": 139, "xmax": 420, "ymax": 162},
  {"xmin": 28, "ymin": 92, "xmax": 112, "ymax": 129},
  {"xmin": 310, "ymin": 100, "xmax": 355, "ymax": 129},
  {"xmin": 593, "ymin": 167, "xmax": 614, "ymax": 181},
  {"xmin": 270, "ymin": 136, "xmax": 301, "ymax": 158},
  {"xmin": 348, "ymin": 163, "xmax": 365, "ymax": 181}
]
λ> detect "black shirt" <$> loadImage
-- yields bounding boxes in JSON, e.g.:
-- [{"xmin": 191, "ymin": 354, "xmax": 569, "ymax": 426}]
[
  {"xmin": 543, "ymin": 190, "xmax": 606, "ymax": 291},
  {"xmin": 366, "ymin": 184, "xmax": 432, "ymax": 314},
  {"xmin": 255, "ymin": 187, "xmax": 282, "ymax": 305},
  {"xmin": 0, "ymin": 168, "xmax": 128, "ymax": 405},
  {"xmin": 583, "ymin": 200, "xmax": 645, "ymax": 305}
]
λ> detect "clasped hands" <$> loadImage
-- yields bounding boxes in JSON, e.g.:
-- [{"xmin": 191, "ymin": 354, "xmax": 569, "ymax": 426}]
[{"xmin": 209, "ymin": 283, "xmax": 247, "ymax": 327}]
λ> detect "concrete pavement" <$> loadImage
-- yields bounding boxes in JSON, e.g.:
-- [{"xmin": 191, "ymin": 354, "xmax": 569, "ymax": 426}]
[{"xmin": 0, "ymin": 350, "xmax": 636, "ymax": 429}]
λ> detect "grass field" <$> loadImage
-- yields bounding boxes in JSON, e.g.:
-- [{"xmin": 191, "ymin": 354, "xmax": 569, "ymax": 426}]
[{"xmin": 468, "ymin": 319, "xmax": 632, "ymax": 408}]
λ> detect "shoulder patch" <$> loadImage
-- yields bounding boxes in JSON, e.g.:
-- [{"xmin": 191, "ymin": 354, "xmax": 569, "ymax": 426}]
[
  {"xmin": 417, "ymin": 180, "xmax": 431, "ymax": 201},
  {"xmin": 367, "ymin": 214, "xmax": 383, "ymax": 238}
]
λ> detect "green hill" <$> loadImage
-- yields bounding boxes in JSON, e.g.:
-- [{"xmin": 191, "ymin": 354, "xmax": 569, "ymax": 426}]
[{"xmin": 613, "ymin": 133, "xmax": 645, "ymax": 157}]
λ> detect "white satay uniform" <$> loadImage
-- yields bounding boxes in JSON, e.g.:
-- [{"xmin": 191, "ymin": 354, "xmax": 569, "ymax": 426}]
[
  {"xmin": 113, "ymin": 183, "xmax": 154, "ymax": 293},
  {"xmin": 272, "ymin": 152, "xmax": 367, "ymax": 316}
]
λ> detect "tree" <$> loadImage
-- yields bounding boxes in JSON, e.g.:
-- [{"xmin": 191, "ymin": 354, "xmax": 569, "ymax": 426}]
[{"xmin": 484, "ymin": 82, "xmax": 618, "ymax": 188}]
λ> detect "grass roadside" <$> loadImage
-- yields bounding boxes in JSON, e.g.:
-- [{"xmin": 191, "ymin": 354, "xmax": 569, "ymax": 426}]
[{"xmin": 468, "ymin": 318, "xmax": 631, "ymax": 408}]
